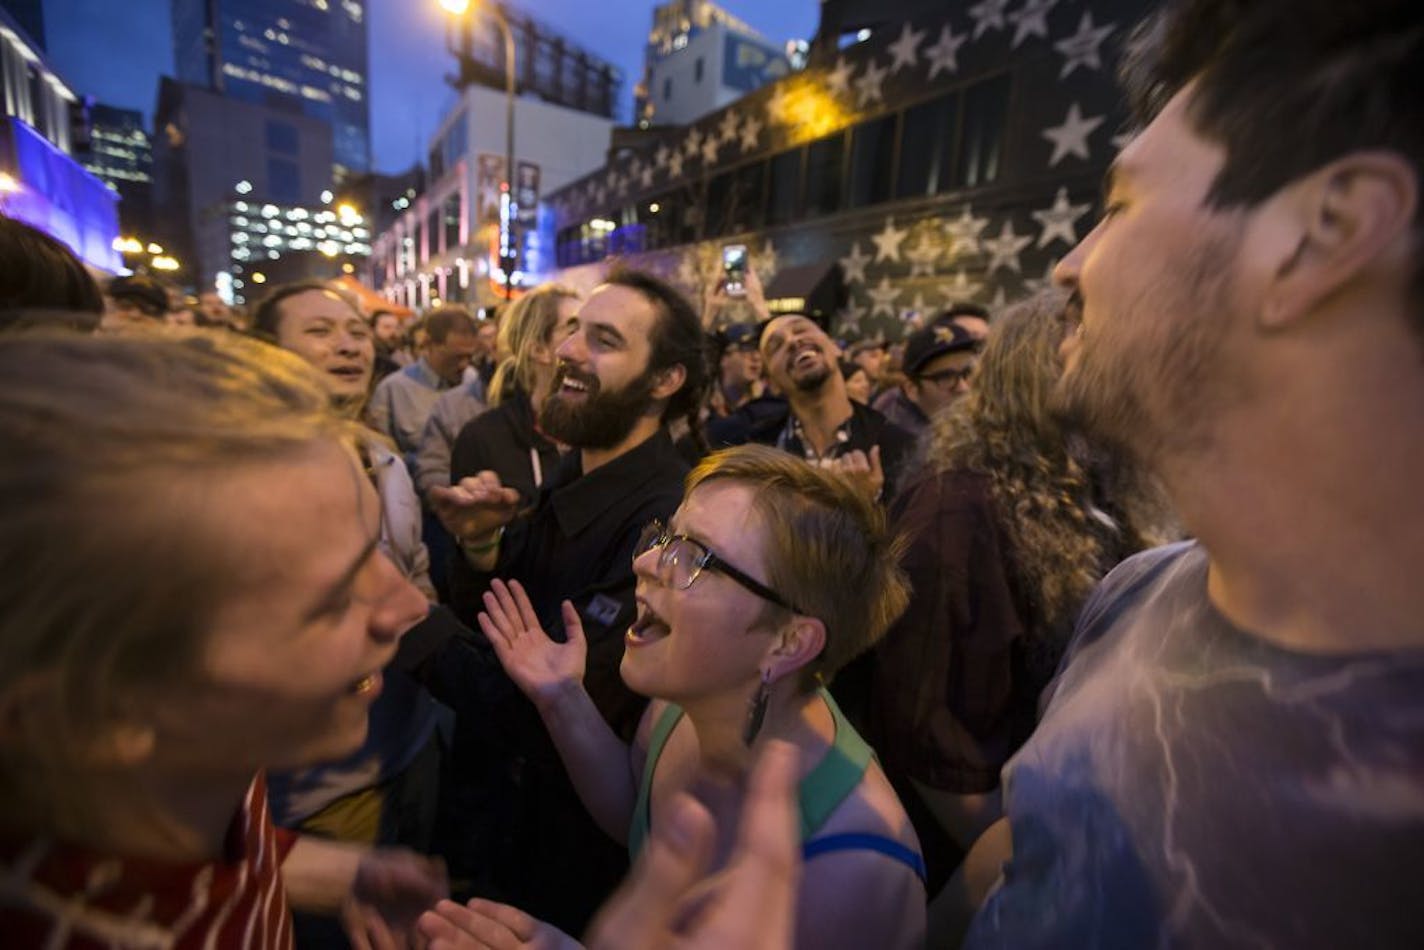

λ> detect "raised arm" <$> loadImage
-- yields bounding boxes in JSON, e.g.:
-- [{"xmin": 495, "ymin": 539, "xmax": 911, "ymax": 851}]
[{"xmin": 478, "ymin": 579, "xmax": 639, "ymax": 843}]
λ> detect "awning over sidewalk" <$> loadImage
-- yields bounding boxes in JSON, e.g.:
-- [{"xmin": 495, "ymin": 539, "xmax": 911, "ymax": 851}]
[
  {"xmin": 330, "ymin": 275, "xmax": 414, "ymax": 318},
  {"xmin": 762, "ymin": 261, "xmax": 846, "ymax": 325}
]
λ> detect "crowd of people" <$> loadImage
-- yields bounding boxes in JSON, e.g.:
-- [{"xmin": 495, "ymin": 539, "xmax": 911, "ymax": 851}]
[{"xmin": 0, "ymin": 0, "xmax": 1421, "ymax": 946}]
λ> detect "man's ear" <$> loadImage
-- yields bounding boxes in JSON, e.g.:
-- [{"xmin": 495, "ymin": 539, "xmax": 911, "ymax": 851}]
[
  {"xmin": 765, "ymin": 615, "xmax": 827, "ymax": 684},
  {"xmin": 1261, "ymin": 151, "xmax": 1418, "ymax": 330},
  {"xmin": 650, "ymin": 363, "xmax": 687, "ymax": 401},
  {"xmin": 0, "ymin": 672, "xmax": 156, "ymax": 768}
]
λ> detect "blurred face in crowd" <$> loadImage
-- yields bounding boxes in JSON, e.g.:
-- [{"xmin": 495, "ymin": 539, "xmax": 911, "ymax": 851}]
[
  {"xmin": 155, "ymin": 441, "xmax": 428, "ymax": 773},
  {"xmin": 372, "ymin": 312, "xmax": 402, "ymax": 348},
  {"xmin": 165, "ymin": 308, "xmax": 197, "ymax": 328},
  {"xmin": 1054, "ymin": 87, "xmax": 1246, "ymax": 464},
  {"xmin": 720, "ymin": 341, "xmax": 763, "ymax": 388},
  {"xmin": 198, "ymin": 292, "xmax": 231, "ymax": 324},
  {"xmin": 476, "ymin": 320, "xmax": 499, "ymax": 359},
  {"xmin": 426, "ymin": 327, "xmax": 478, "ymax": 384},
  {"xmin": 102, "ymin": 296, "xmax": 163, "ymax": 332},
  {"xmin": 760, "ymin": 315, "xmax": 839, "ymax": 395},
  {"xmin": 843, "ymin": 366, "xmax": 872, "ymax": 405},
  {"xmin": 852, "ymin": 344, "xmax": 886, "ymax": 383},
  {"xmin": 623, "ymin": 480, "xmax": 787, "ymax": 704},
  {"xmin": 540, "ymin": 283, "xmax": 663, "ymax": 450},
  {"xmin": 273, "ymin": 289, "xmax": 374, "ymax": 403},
  {"xmin": 911, "ymin": 350, "xmax": 977, "ymax": 418}
]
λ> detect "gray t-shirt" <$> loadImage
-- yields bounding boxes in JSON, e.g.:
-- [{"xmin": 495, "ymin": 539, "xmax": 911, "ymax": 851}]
[{"xmin": 967, "ymin": 542, "xmax": 1424, "ymax": 949}]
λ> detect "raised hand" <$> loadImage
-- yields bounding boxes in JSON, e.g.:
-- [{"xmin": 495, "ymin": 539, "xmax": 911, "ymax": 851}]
[
  {"xmin": 826, "ymin": 445, "xmax": 885, "ymax": 501},
  {"xmin": 429, "ymin": 470, "xmax": 522, "ymax": 543},
  {"xmin": 340, "ymin": 847, "xmax": 449, "ymax": 950},
  {"xmin": 417, "ymin": 898, "xmax": 582, "ymax": 950},
  {"xmin": 477, "ymin": 579, "xmax": 586, "ymax": 706}
]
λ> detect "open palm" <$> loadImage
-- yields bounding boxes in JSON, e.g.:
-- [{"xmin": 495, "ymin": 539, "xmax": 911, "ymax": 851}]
[{"xmin": 477, "ymin": 579, "xmax": 586, "ymax": 704}]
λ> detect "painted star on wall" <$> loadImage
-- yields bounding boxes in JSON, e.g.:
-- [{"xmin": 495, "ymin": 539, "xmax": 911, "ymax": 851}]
[
  {"xmin": 1042, "ymin": 101, "xmax": 1104, "ymax": 166},
  {"xmin": 1054, "ymin": 12, "xmax": 1116, "ymax": 77},
  {"xmin": 701, "ymin": 136, "xmax": 721, "ymax": 166},
  {"xmin": 639, "ymin": 165, "xmax": 655, "ymax": 189},
  {"xmin": 654, "ymin": 143, "xmax": 671, "ymax": 169},
  {"xmin": 924, "ymin": 24, "xmax": 968, "ymax": 79},
  {"xmin": 765, "ymin": 84, "xmax": 790, "ymax": 124},
  {"xmin": 854, "ymin": 58, "xmax": 889, "ymax": 109},
  {"xmin": 968, "ymin": 0, "xmax": 1012, "ymax": 40},
  {"xmin": 982, "ymin": 219, "xmax": 1033, "ymax": 274},
  {"xmin": 906, "ymin": 239, "xmax": 940, "ymax": 277},
  {"xmin": 871, "ymin": 217, "xmax": 909, "ymax": 263},
  {"xmin": 739, "ymin": 115, "xmax": 763, "ymax": 153},
  {"xmin": 839, "ymin": 241, "xmax": 872, "ymax": 284},
  {"xmin": 1008, "ymin": 0, "xmax": 1059, "ymax": 49},
  {"xmin": 1031, "ymin": 187, "xmax": 1091, "ymax": 248},
  {"xmin": 886, "ymin": 23, "xmax": 926, "ymax": 74},
  {"xmin": 867, "ymin": 277, "xmax": 902, "ymax": 319},
  {"xmin": 718, "ymin": 109, "xmax": 741, "ymax": 145},
  {"xmin": 942, "ymin": 205, "xmax": 990, "ymax": 258},
  {"xmin": 667, "ymin": 150, "xmax": 685, "ymax": 178},
  {"xmin": 1023, "ymin": 258, "xmax": 1059, "ymax": 295},
  {"xmin": 825, "ymin": 56, "xmax": 854, "ymax": 98},
  {"xmin": 942, "ymin": 269, "xmax": 985, "ymax": 302},
  {"xmin": 683, "ymin": 127, "xmax": 703, "ymax": 159}
]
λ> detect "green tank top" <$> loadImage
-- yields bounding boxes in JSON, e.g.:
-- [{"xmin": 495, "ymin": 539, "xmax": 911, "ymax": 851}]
[{"xmin": 627, "ymin": 688, "xmax": 874, "ymax": 859}]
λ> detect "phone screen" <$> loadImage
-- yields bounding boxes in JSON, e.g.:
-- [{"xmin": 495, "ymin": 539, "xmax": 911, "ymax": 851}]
[{"xmin": 722, "ymin": 245, "xmax": 748, "ymax": 296}]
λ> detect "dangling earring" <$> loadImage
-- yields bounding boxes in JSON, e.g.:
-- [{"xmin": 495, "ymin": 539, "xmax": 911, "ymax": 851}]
[{"xmin": 743, "ymin": 668, "xmax": 771, "ymax": 747}]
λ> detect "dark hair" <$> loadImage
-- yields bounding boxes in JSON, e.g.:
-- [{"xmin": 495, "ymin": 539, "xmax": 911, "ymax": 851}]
[
  {"xmin": 0, "ymin": 217, "xmax": 103, "ymax": 332},
  {"xmin": 605, "ymin": 266, "xmax": 711, "ymax": 453},
  {"xmin": 1122, "ymin": 0, "xmax": 1424, "ymax": 324},
  {"xmin": 250, "ymin": 280, "xmax": 359, "ymax": 342},
  {"xmin": 423, "ymin": 305, "xmax": 478, "ymax": 344}
]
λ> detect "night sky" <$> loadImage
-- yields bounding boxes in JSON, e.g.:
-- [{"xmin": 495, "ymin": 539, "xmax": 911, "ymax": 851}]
[{"xmin": 40, "ymin": 0, "xmax": 819, "ymax": 174}]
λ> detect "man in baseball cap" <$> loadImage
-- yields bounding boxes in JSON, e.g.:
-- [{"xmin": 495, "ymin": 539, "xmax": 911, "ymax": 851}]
[{"xmin": 873, "ymin": 320, "xmax": 980, "ymax": 435}]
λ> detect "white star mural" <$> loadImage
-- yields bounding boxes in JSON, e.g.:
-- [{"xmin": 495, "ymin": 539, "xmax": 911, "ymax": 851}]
[
  {"xmin": 942, "ymin": 205, "xmax": 990, "ymax": 258},
  {"xmin": 701, "ymin": 136, "xmax": 720, "ymax": 166},
  {"xmin": 924, "ymin": 24, "xmax": 968, "ymax": 80},
  {"xmin": 653, "ymin": 143, "xmax": 671, "ymax": 170},
  {"xmin": 1008, "ymin": 0, "xmax": 1059, "ymax": 49},
  {"xmin": 982, "ymin": 219, "xmax": 1032, "ymax": 274},
  {"xmin": 1111, "ymin": 129, "xmax": 1136, "ymax": 151},
  {"xmin": 1031, "ymin": 187, "xmax": 1091, "ymax": 248},
  {"xmin": 717, "ymin": 109, "xmax": 740, "ymax": 145},
  {"xmin": 909, "ymin": 292, "xmax": 932, "ymax": 319},
  {"xmin": 739, "ymin": 115, "xmax": 763, "ymax": 153},
  {"xmin": 639, "ymin": 165, "xmax": 655, "ymax": 189},
  {"xmin": 765, "ymin": 84, "xmax": 790, "ymax": 124},
  {"xmin": 825, "ymin": 57, "xmax": 854, "ymax": 98},
  {"xmin": 685, "ymin": 128, "xmax": 705, "ymax": 160},
  {"xmin": 906, "ymin": 238, "xmax": 940, "ymax": 277},
  {"xmin": 1042, "ymin": 101, "xmax": 1104, "ymax": 166},
  {"xmin": 990, "ymin": 285, "xmax": 1009, "ymax": 312},
  {"xmin": 942, "ymin": 269, "xmax": 984, "ymax": 302},
  {"xmin": 839, "ymin": 241, "xmax": 871, "ymax": 285},
  {"xmin": 871, "ymin": 217, "xmax": 909, "ymax": 263},
  {"xmin": 887, "ymin": 23, "xmax": 925, "ymax": 74},
  {"xmin": 867, "ymin": 277, "xmax": 902, "ymax": 319},
  {"xmin": 968, "ymin": 0, "xmax": 1012, "ymax": 40},
  {"xmin": 667, "ymin": 150, "xmax": 684, "ymax": 179},
  {"xmin": 854, "ymin": 58, "xmax": 889, "ymax": 109},
  {"xmin": 1054, "ymin": 12, "xmax": 1115, "ymax": 78}
]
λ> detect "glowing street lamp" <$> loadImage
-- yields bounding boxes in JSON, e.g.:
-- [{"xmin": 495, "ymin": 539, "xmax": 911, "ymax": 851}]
[{"xmin": 151, "ymin": 255, "xmax": 181, "ymax": 272}]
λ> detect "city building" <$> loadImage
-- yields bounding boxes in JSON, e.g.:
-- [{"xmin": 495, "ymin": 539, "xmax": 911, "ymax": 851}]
[
  {"xmin": 548, "ymin": 0, "xmax": 1149, "ymax": 337},
  {"xmin": 635, "ymin": 0, "xmax": 791, "ymax": 127},
  {"xmin": 172, "ymin": 0, "xmax": 371, "ymax": 175},
  {"xmin": 76, "ymin": 102, "xmax": 154, "ymax": 237},
  {"xmin": 0, "ymin": 0, "xmax": 44, "ymax": 51},
  {"xmin": 215, "ymin": 195, "xmax": 372, "ymax": 306},
  {"xmin": 369, "ymin": 5, "xmax": 620, "ymax": 311},
  {"xmin": 0, "ymin": 4, "xmax": 119, "ymax": 271},
  {"xmin": 152, "ymin": 76, "xmax": 335, "ymax": 289}
]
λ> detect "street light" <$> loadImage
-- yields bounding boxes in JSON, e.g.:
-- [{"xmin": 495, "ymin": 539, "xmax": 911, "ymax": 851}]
[{"xmin": 440, "ymin": 0, "xmax": 516, "ymax": 301}]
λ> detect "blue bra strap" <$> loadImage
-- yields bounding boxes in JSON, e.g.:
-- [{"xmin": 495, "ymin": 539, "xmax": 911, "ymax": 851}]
[{"xmin": 801, "ymin": 832, "xmax": 927, "ymax": 884}]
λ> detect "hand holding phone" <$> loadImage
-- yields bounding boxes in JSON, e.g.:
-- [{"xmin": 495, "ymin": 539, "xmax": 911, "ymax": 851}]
[{"xmin": 722, "ymin": 244, "xmax": 748, "ymax": 297}]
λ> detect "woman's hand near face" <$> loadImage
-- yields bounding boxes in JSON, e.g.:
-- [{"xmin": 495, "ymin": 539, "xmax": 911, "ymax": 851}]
[{"xmin": 478, "ymin": 579, "xmax": 587, "ymax": 708}]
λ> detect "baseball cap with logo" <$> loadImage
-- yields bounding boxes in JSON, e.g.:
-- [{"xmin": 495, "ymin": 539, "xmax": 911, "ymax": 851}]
[{"xmin": 902, "ymin": 321, "xmax": 979, "ymax": 376}]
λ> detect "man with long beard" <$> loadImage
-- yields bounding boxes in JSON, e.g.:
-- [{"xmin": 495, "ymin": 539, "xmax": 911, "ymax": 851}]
[
  {"xmin": 428, "ymin": 268, "xmax": 708, "ymax": 935},
  {"xmin": 952, "ymin": 1, "xmax": 1424, "ymax": 947}
]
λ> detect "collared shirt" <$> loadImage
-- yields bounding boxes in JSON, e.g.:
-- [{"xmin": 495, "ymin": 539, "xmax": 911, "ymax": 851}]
[
  {"xmin": 772, "ymin": 399, "xmax": 918, "ymax": 501},
  {"xmin": 0, "ymin": 774, "xmax": 298, "ymax": 949},
  {"xmin": 366, "ymin": 357, "xmax": 477, "ymax": 469}
]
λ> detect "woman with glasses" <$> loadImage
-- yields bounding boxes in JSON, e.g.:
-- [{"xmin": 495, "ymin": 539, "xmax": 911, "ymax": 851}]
[{"xmin": 455, "ymin": 444, "xmax": 926, "ymax": 949}]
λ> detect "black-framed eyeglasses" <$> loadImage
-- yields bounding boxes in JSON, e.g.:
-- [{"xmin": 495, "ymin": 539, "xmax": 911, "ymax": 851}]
[
  {"xmin": 918, "ymin": 364, "xmax": 976, "ymax": 387},
  {"xmin": 635, "ymin": 520, "xmax": 802, "ymax": 614}
]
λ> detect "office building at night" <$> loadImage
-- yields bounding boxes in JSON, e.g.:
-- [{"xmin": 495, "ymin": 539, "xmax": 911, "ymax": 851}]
[{"xmin": 172, "ymin": 0, "xmax": 370, "ymax": 174}]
